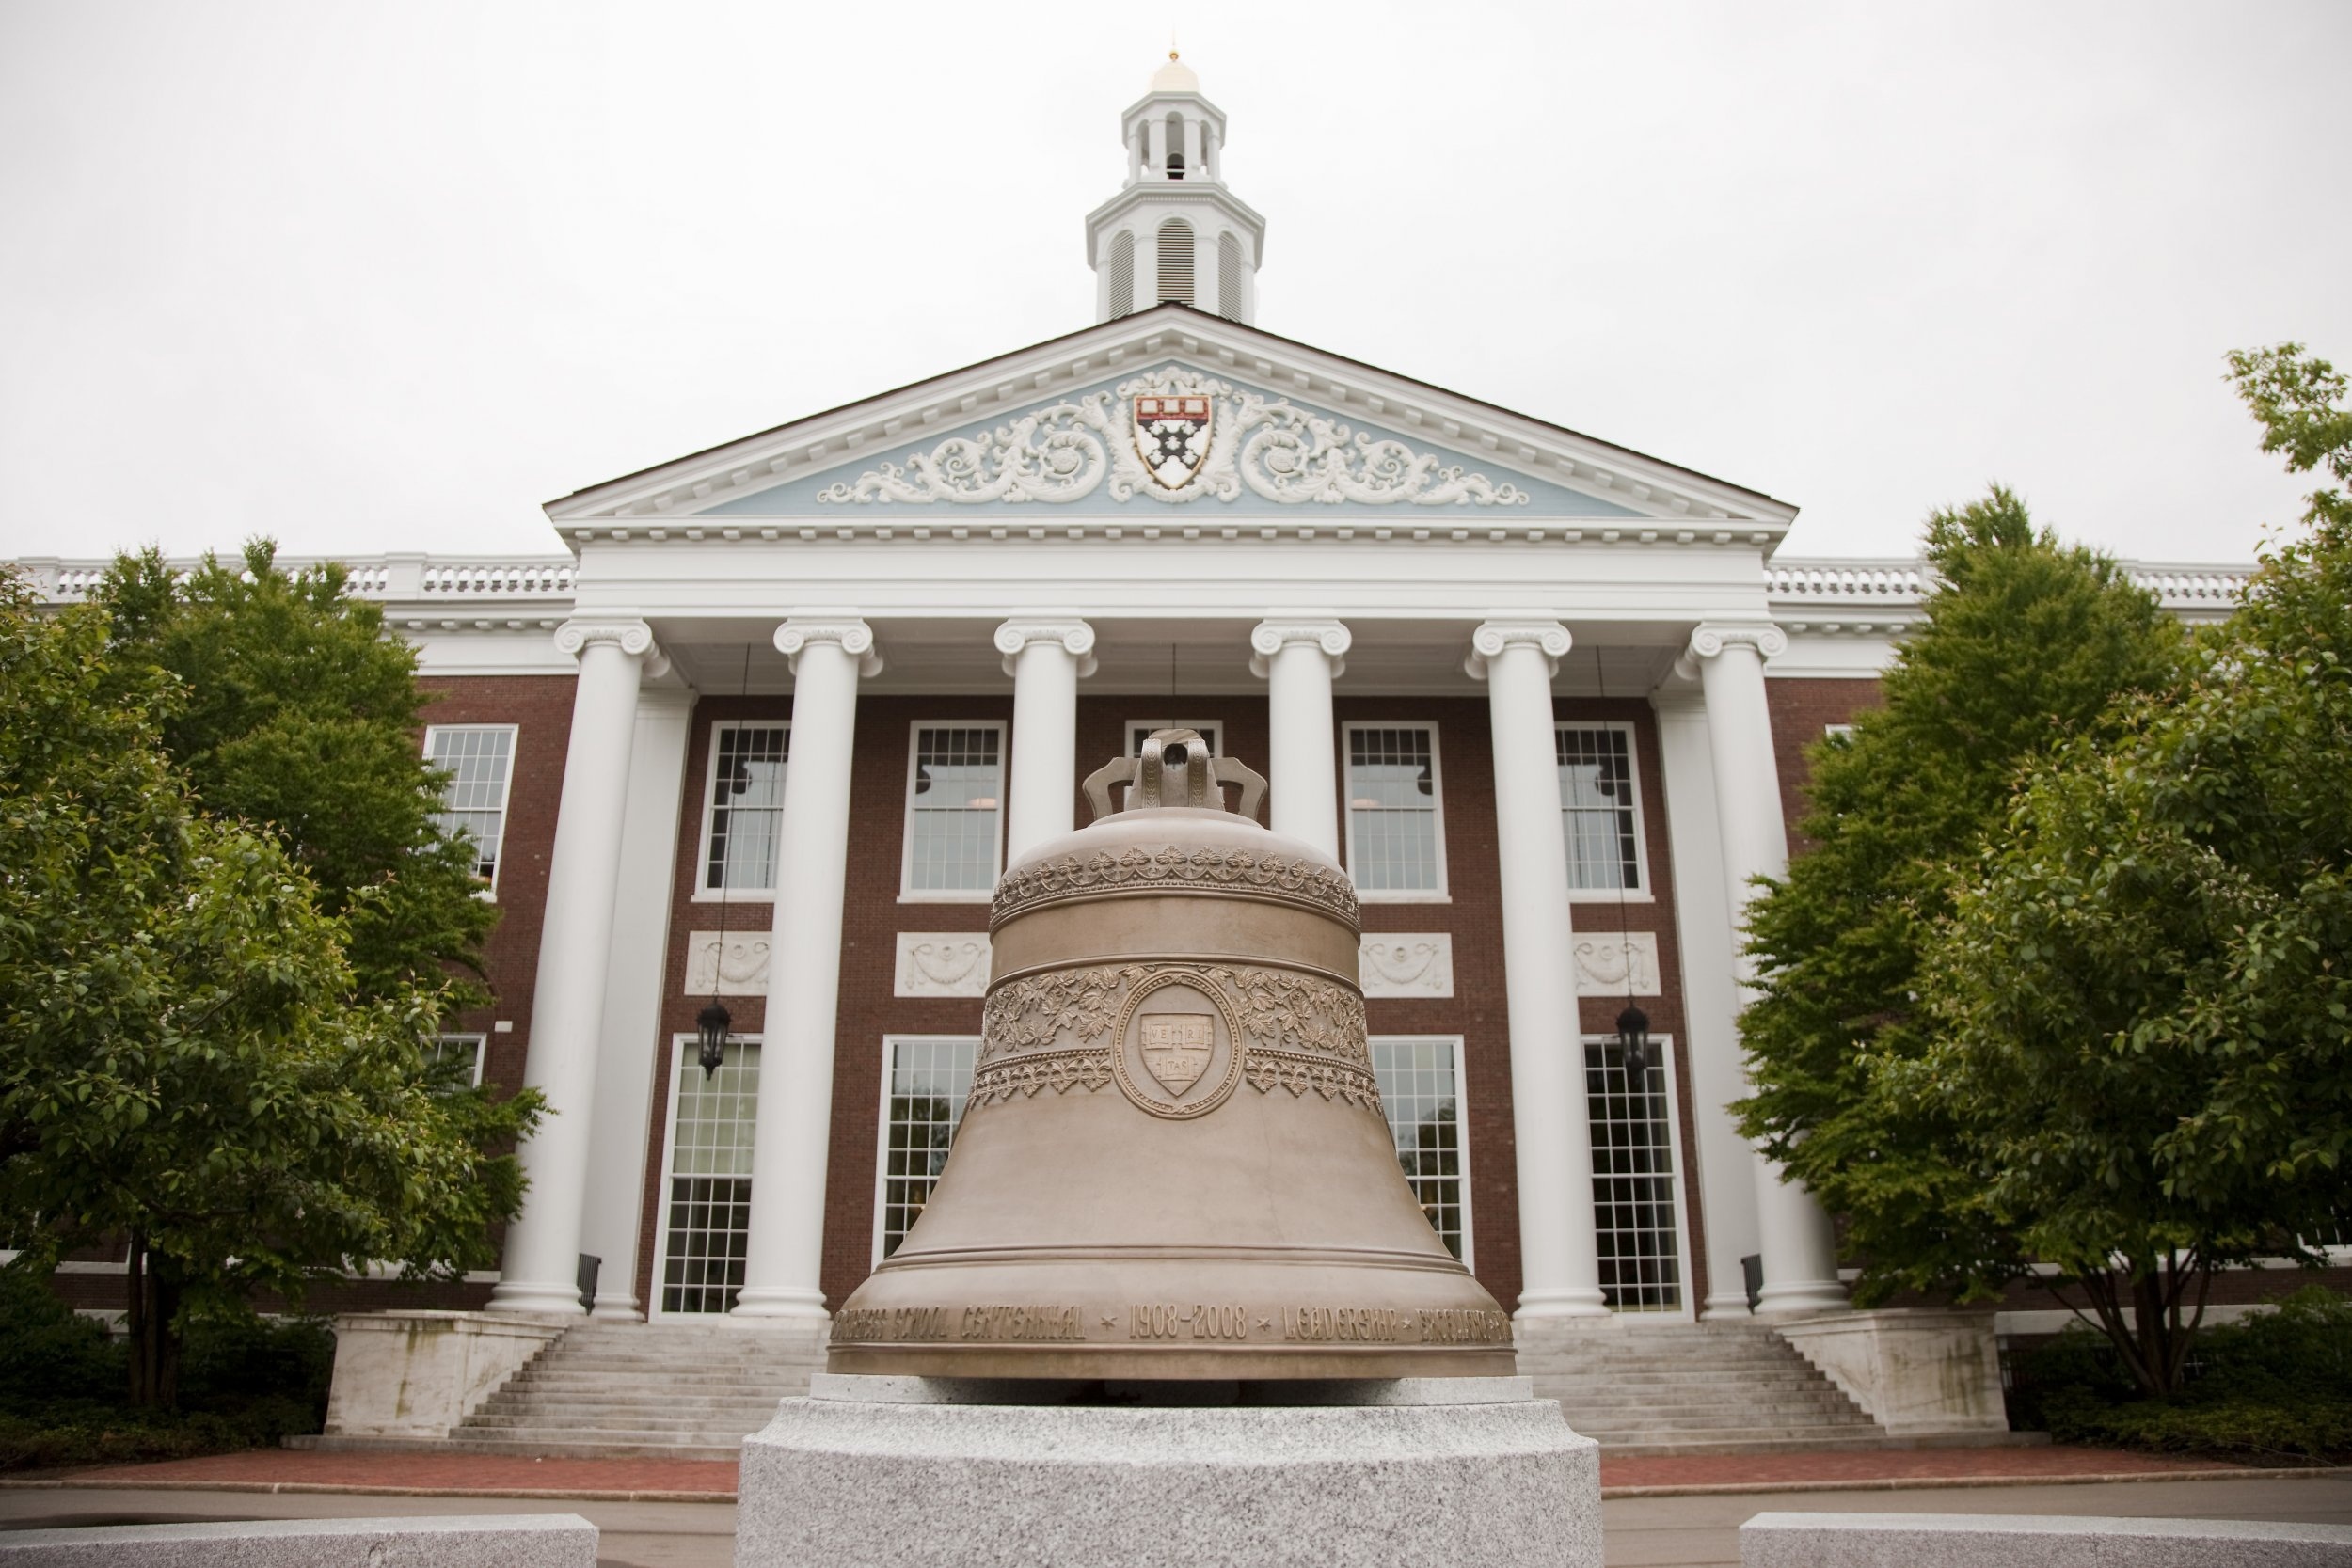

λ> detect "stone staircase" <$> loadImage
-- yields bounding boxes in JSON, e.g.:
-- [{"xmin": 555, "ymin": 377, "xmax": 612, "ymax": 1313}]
[
  {"xmin": 1518, "ymin": 1320, "xmax": 1892, "ymax": 1456},
  {"xmin": 446, "ymin": 1318, "xmax": 828, "ymax": 1460}
]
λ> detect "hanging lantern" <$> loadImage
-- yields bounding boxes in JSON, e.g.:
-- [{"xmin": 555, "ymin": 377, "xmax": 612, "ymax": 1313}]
[
  {"xmin": 1615, "ymin": 1003, "xmax": 1652, "ymax": 1082},
  {"xmin": 696, "ymin": 1000, "xmax": 733, "ymax": 1079}
]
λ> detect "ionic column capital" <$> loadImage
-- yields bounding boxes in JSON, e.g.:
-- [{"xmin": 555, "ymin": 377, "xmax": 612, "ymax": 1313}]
[
  {"xmin": 994, "ymin": 616, "xmax": 1099, "ymax": 679},
  {"xmin": 1682, "ymin": 621, "xmax": 1788, "ymax": 670},
  {"xmin": 1463, "ymin": 618, "xmax": 1572, "ymax": 681},
  {"xmin": 1248, "ymin": 618, "xmax": 1351, "ymax": 679},
  {"xmin": 554, "ymin": 616, "xmax": 660, "ymax": 662},
  {"xmin": 774, "ymin": 614, "xmax": 883, "ymax": 678}
]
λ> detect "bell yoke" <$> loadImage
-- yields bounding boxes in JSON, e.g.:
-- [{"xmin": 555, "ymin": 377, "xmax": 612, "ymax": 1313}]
[{"xmin": 827, "ymin": 729, "xmax": 1515, "ymax": 1379}]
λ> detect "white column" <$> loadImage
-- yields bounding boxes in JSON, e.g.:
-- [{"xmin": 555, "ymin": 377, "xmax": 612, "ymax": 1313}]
[
  {"xmin": 1651, "ymin": 684, "xmax": 1765, "ymax": 1318},
  {"xmin": 995, "ymin": 617, "xmax": 1097, "ymax": 862},
  {"xmin": 1682, "ymin": 623, "xmax": 1848, "ymax": 1315},
  {"xmin": 1467, "ymin": 619, "xmax": 1610, "ymax": 1320},
  {"xmin": 1204, "ymin": 121, "xmax": 1222, "ymax": 181},
  {"xmin": 1182, "ymin": 115, "xmax": 1203, "ymax": 175},
  {"xmin": 580, "ymin": 689, "xmax": 695, "ymax": 1316},
  {"xmin": 1248, "ymin": 619, "xmax": 1350, "ymax": 857},
  {"xmin": 489, "ymin": 617, "xmax": 664, "ymax": 1316},
  {"xmin": 1146, "ymin": 116, "xmax": 1168, "ymax": 178},
  {"xmin": 733, "ymin": 616, "xmax": 882, "ymax": 1319}
]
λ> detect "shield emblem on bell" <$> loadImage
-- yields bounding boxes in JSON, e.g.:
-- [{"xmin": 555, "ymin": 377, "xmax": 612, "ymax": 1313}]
[
  {"xmin": 1138, "ymin": 1013, "xmax": 1216, "ymax": 1095},
  {"xmin": 1133, "ymin": 394, "xmax": 1213, "ymax": 489}
]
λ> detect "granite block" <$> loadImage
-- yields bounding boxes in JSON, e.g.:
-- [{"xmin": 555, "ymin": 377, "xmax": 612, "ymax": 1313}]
[
  {"xmin": 738, "ymin": 1378, "xmax": 1599, "ymax": 1567},
  {"xmin": 0, "ymin": 1513, "xmax": 597, "ymax": 1567},
  {"xmin": 1741, "ymin": 1511, "xmax": 2352, "ymax": 1567}
]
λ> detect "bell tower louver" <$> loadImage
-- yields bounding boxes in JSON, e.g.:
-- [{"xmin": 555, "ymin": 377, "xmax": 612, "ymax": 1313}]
[{"xmin": 1085, "ymin": 53, "xmax": 1267, "ymax": 325}]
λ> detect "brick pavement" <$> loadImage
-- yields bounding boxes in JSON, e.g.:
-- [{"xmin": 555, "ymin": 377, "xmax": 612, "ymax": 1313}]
[{"xmin": 2, "ymin": 1443, "xmax": 2300, "ymax": 1503}]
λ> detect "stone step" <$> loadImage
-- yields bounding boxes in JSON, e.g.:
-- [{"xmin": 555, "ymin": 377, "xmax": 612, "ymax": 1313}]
[
  {"xmin": 1593, "ymin": 1431, "xmax": 1896, "ymax": 1458},
  {"xmin": 462, "ymin": 1413, "xmax": 774, "ymax": 1436},
  {"xmin": 471, "ymin": 1399, "xmax": 786, "ymax": 1422}
]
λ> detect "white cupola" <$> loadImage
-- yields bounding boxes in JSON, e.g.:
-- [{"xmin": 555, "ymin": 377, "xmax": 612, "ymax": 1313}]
[{"xmin": 1085, "ymin": 53, "xmax": 1267, "ymax": 325}]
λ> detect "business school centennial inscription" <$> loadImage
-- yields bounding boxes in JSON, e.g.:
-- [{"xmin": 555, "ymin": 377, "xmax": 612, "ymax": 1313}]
[{"xmin": 827, "ymin": 730, "xmax": 1516, "ymax": 1380}]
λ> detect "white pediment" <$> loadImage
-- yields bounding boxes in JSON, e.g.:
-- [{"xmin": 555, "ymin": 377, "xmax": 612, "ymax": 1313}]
[{"xmin": 545, "ymin": 307, "xmax": 1794, "ymax": 531}]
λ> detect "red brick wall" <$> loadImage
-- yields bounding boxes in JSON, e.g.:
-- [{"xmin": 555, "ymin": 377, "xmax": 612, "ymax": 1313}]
[{"xmin": 1764, "ymin": 677, "xmax": 1885, "ymax": 855}]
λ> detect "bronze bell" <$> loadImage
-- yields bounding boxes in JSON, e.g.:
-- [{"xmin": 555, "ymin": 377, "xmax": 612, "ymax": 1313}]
[{"xmin": 829, "ymin": 729, "xmax": 1514, "ymax": 1378}]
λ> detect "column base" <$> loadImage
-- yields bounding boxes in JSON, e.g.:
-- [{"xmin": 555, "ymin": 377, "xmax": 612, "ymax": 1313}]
[
  {"xmin": 1753, "ymin": 1280, "xmax": 1850, "ymax": 1316},
  {"xmin": 485, "ymin": 1280, "xmax": 588, "ymax": 1317},
  {"xmin": 1512, "ymin": 1287, "xmax": 1614, "ymax": 1322},
  {"xmin": 589, "ymin": 1293, "xmax": 644, "ymax": 1320},
  {"xmin": 732, "ymin": 1286, "xmax": 832, "ymax": 1322},
  {"xmin": 1700, "ymin": 1291, "xmax": 1758, "ymax": 1321}
]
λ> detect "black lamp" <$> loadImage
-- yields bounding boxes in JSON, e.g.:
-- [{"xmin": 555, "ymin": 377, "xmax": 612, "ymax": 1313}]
[
  {"xmin": 696, "ymin": 999, "xmax": 732, "ymax": 1079},
  {"xmin": 1615, "ymin": 1003, "xmax": 1653, "ymax": 1083}
]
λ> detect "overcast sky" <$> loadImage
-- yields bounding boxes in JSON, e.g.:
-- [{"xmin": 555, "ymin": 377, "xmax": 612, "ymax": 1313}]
[{"xmin": 3, "ymin": 1, "xmax": 2344, "ymax": 567}]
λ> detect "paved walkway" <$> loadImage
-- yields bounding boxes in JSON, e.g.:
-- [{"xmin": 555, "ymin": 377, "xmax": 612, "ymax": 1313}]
[{"xmin": 0, "ymin": 1442, "xmax": 2278, "ymax": 1502}]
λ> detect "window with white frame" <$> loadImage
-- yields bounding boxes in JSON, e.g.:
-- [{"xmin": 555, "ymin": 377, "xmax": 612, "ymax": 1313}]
[
  {"xmin": 875, "ymin": 1037, "xmax": 980, "ymax": 1262},
  {"xmin": 1343, "ymin": 723, "xmax": 1446, "ymax": 896},
  {"xmin": 1125, "ymin": 720, "xmax": 1224, "ymax": 756},
  {"xmin": 1556, "ymin": 723, "xmax": 1645, "ymax": 894},
  {"xmin": 1372, "ymin": 1037, "xmax": 1470, "ymax": 1263},
  {"xmin": 902, "ymin": 724, "xmax": 1006, "ymax": 896},
  {"xmin": 1823, "ymin": 723, "xmax": 1857, "ymax": 742},
  {"xmin": 425, "ymin": 1034, "xmax": 485, "ymax": 1089},
  {"xmin": 423, "ymin": 725, "xmax": 516, "ymax": 889},
  {"xmin": 1584, "ymin": 1036, "xmax": 1684, "ymax": 1312},
  {"xmin": 657, "ymin": 1038, "xmax": 759, "ymax": 1314},
  {"xmin": 700, "ymin": 722, "xmax": 789, "ymax": 893}
]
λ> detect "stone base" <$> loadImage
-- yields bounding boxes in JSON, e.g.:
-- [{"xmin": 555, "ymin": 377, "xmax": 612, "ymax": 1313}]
[
  {"xmin": 321, "ymin": 1311, "xmax": 568, "ymax": 1440},
  {"xmin": 1741, "ymin": 1512, "xmax": 2352, "ymax": 1566},
  {"xmin": 1770, "ymin": 1309, "xmax": 2010, "ymax": 1439},
  {"xmin": 0, "ymin": 1513, "xmax": 596, "ymax": 1566},
  {"xmin": 737, "ymin": 1373, "xmax": 1600, "ymax": 1568}
]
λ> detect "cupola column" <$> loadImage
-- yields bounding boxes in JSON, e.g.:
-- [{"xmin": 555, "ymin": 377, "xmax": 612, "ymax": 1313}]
[
  {"xmin": 996, "ymin": 617, "xmax": 1098, "ymax": 861},
  {"xmin": 733, "ymin": 616, "xmax": 884, "ymax": 1320},
  {"xmin": 488, "ymin": 616, "xmax": 665, "ymax": 1316},
  {"xmin": 1680, "ymin": 623, "xmax": 1849, "ymax": 1315},
  {"xmin": 1468, "ymin": 618, "xmax": 1612, "ymax": 1321}
]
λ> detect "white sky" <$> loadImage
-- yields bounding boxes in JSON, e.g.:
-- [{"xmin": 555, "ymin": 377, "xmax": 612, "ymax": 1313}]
[{"xmin": 3, "ymin": 1, "xmax": 2344, "ymax": 566}]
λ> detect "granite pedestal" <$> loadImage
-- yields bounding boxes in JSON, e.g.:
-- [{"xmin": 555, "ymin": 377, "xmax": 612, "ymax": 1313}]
[
  {"xmin": 0, "ymin": 1513, "xmax": 596, "ymax": 1567},
  {"xmin": 735, "ymin": 1373, "xmax": 1599, "ymax": 1568}
]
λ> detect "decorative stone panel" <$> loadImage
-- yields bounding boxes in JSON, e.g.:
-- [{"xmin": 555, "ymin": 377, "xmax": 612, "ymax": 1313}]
[
  {"xmin": 1570, "ymin": 932, "xmax": 1660, "ymax": 997},
  {"xmin": 684, "ymin": 931, "xmax": 772, "ymax": 997},
  {"xmin": 896, "ymin": 933, "xmax": 993, "ymax": 998},
  {"xmin": 1358, "ymin": 934, "xmax": 1454, "ymax": 998}
]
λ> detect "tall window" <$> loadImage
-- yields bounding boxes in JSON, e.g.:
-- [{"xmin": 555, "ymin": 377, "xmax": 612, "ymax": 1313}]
[
  {"xmin": 700, "ymin": 722, "xmax": 788, "ymax": 893},
  {"xmin": 1157, "ymin": 218, "xmax": 1195, "ymax": 306},
  {"xmin": 1585, "ymin": 1037, "xmax": 1683, "ymax": 1312},
  {"xmin": 1108, "ymin": 230, "xmax": 1136, "ymax": 319},
  {"xmin": 1373, "ymin": 1037, "xmax": 1470, "ymax": 1263},
  {"xmin": 1216, "ymin": 232, "xmax": 1242, "ymax": 321},
  {"xmin": 1556, "ymin": 723, "xmax": 1644, "ymax": 893},
  {"xmin": 875, "ymin": 1037, "xmax": 980, "ymax": 1261},
  {"xmin": 903, "ymin": 723, "xmax": 1006, "ymax": 896},
  {"xmin": 423, "ymin": 725, "xmax": 516, "ymax": 891},
  {"xmin": 1344, "ymin": 723, "xmax": 1446, "ymax": 896},
  {"xmin": 425, "ymin": 1034, "xmax": 485, "ymax": 1089},
  {"xmin": 658, "ymin": 1039, "xmax": 759, "ymax": 1315}
]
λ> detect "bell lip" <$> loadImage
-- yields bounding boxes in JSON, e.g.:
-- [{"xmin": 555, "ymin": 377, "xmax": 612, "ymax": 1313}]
[{"xmin": 823, "ymin": 1344, "xmax": 1519, "ymax": 1381}]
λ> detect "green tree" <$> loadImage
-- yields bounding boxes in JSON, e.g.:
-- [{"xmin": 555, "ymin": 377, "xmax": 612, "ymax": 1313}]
[
  {"xmin": 96, "ymin": 542, "xmax": 494, "ymax": 1006},
  {"xmin": 1735, "ymin": 488, "xmax": 2185, "ymax": 1297},
  {"xmin": 0, "ymin": 577, "xmax": 541, "ymax": 1405},
  {"xmin": 1921, "ymin": 346, "xmax": 2352, "ymax": 1395}
]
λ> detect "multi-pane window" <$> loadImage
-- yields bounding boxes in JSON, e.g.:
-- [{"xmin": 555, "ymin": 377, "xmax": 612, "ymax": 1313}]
[
  {"xmin": 701, "ymin": 722, "xmax": 788, "ymax": 893},
  {"xmin": 1126, "ymin": 720, "xmax": 1224, "ymax": 756},
  {"xmin": 876, "ymin": 1037, "xmax": 979, "ymax": 1261},
  {"xmin": 424, "ymin": 1034, "xmax": 485, "ymax": 1089},
  {"xmin": 1372, "ymin": 1037, "xmax": 1470, "ymax": 1263},
  {"xmin": 903, "ymin": 724, "xmax": 1005, "ymax": 896},
  {"xmin": 1556, "ymin": 724, "xmax": 1643, "ymax": 893},
  {"xmin": 423, "ymin": 725, "xmax": 516, "ymax": 890},
  {"xmin": 1344, "ymin": 723, "xmax": 1446, "ymax": 896},
  {"xmin": 659, "ymin": 1039, "xmax": 759, "ymax": 1315},
  {"xmin": 1585, "ymin": 1037, "xmax": 1683, "ymax": 1312}
]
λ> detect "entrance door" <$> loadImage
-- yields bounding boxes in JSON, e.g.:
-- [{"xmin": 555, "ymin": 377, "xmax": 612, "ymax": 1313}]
[{"xmin": 653, "ymin": 1037, "xmax": 759, "ymax": 1316}]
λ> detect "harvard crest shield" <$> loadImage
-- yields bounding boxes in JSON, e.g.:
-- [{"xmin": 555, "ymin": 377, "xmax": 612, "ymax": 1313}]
[{"xmin": 1133, "ymin": 394, "xmax": 1213, "ymax": 489}]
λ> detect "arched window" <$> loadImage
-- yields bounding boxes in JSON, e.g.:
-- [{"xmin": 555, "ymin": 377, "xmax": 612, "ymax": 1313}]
[
  {"xmin": 1216, "ymin": 232, "xmax": 1242, "ymax": 321},
  {"xmin": 1165, "ymin": 110, "xmax": 1186, "ymax": 179},
  {"xmin": 1157, "ymin": 219, "xmax": 1195, "ymax": 307},
  {"xmin": 1108, "ymin": 230, "xmax": 1136, "ymax": 320}
]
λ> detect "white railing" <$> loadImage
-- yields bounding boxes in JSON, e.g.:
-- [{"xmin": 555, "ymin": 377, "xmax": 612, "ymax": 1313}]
[
  {"xmin": 16, "ymin": 555, "xmax": 576, "ymax": 605},
  {"xmin": 1768, "ymin": 559, "xmax": 2253, "ymax": 615}
]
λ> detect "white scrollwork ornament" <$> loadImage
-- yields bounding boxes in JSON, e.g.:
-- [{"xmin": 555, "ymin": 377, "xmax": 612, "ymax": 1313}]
[{"xmin": 817, "ymin": 369, "xmax": 1532, "ymax": 509}]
